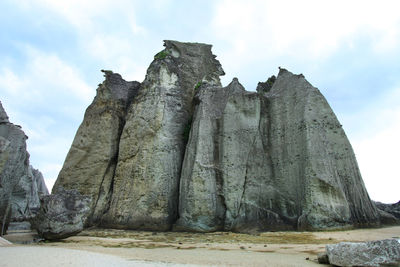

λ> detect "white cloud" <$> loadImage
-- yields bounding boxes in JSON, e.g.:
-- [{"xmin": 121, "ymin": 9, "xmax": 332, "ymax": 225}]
[
  {"xmin": 353, "ymin": 109, "xmax": 400, "ymax": 203},
  {"xmin": 349, "ymin": 85, "xmax": 400, "ymax": 203},
  {"xmin": 0, "ymin": 47, "xmax": 93, "ymax": 105},
  {"xmin": 212, "ymin": 0, "xmax": 400, "ymax": 61},
  {"xmin": 0, "ymin": 47, "xmax": 93, "ymax": 191}
]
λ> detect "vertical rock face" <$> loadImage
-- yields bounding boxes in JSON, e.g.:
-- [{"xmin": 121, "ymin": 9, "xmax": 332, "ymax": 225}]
[
  {"xmin": 0, "ymin": 101, "xmax": 48, "ymax": 234},
  {"xmin": 266, "ymin": 69, "xmax": 379, "ymax": 230},
  {"xmin": 102, "ymin": 41, "xmax": 224, "ymax": 230},
  {"xmin": 177, "ymin": 68, "xmax": 380, "ymax": 231},
  {"xmin": 11, "ymin": 166, "xmax": 49, "ymax": 221},
  {"xmin": 53, "ymin": 71, "xmax": 140, "ymax": 225},
  {"xmin": 51, "ymin": 41, "xmax": 383, "ymax": 232}
]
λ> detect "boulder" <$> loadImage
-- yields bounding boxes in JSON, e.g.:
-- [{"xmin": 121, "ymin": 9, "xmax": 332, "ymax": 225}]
[
  {"xmin": 52, "ymin": 70, "xmax": 140, "ymax": 225},
  {"xmin": 326, "ymin": 239, "xmax": 400, "ymax": 267},
  {"xmin": 31, "ymin": 188, "xmax": 91, "ymax": 240}
]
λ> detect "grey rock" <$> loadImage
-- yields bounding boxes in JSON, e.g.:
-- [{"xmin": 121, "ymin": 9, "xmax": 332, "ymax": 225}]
[
  {"xmin": 375, "ymin": 201, "xmax": 400, "ymax": 221},
  {"xmin": 377, "ymin": 209, "xmax": 399, "ymax": 225},
  {"xmin": 177, "ymin": 68, "xmax": 380, "ymax": 232},
  {"xmin": 267, "ymin": 69, "xmax": 380, "ymax": 230},
  {"xmin": 51, "ymin": 41, "xmax": 381, "ymax": 233},
  {"xmin": 317, "ymin": 252, "xmax": 329, "ymax": 264},
  {"xmin": 11, "ymin": 166, "xmax": 48, "ymax": 222},
  {"xmin": 101, "ymin": 40, "xmax": 224, "ymax": 230},
  {"xmin": 0, "ymin": 101, "xmax": 9, "ymax": 123},
  {"xmin": 31, "ymin": 188, "xmax": 91, "ymax": 240},
  {"xmin": 326, "ymin": 239, "xmax": 400, "ymax": 267},
  {"xmin": 52, "ymin": 71, "xmax": 140, "ymax": 225},
  {"xmin": 0, "ymin": 101, "xmax": 48, "ymax": 234},
  {"xmin": 0, "ymin": 102, "xmax": 30, "ymax": 234}
]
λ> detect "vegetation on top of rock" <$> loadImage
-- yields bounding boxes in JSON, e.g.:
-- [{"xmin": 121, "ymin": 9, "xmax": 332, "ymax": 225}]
[
  {"xmin": 256, "ymin": 75, "xmax": 276, "ymax": 94},
  {"xmin": 154, "ymin": 50, "xmax": 170, "ymax": 60},
  {"xmin": 194, "ymin": 81, "xmax": 202, "ymax": 90}
]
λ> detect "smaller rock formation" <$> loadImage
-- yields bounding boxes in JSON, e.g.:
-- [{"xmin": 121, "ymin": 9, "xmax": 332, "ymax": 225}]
[
  {"xmin": 31, "ymin": 188, "xmax": 91, "ymax": 240},
  {"xmin": 322, "ymin": 239, "xmax": 400, "ymax": 267},
  {"xmin": 1, "ymin": 101, "xmax": 48, "ymax": 235},
  {"xmin": 11, "ymin": 166, "xmax": 49, "ymax": 222},
  {"xmin": 375, "ymin": 201, "xmax": 400, "ymax": 220}
]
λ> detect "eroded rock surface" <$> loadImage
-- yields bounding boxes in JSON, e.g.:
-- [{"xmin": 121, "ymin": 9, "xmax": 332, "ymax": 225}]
[
  {"xmin": 176, "ymin": 69, "xmax": 380, "ymax": 231},
  {"xmin": 0, "ymin": 101, "xmax": 48, "ymax": 234},
  {"xmin": 102, "ymin": 40, "xmax": 224, "ymax": 230},
  {"xmin": 53, "ymin": 71, "xmax": 140, "ymax": 225},
  {"xmin": 326, "ymin": 239, "xmax": 400, "ymax": 267},
  {"xmin": 375, "ymin": 201, "xmax": 400, "ymax": 221},
  {"xmin": 31, "ymin": 188, "xmax": 91, "ymax": 240},
  {"xmin": 51, "ymin": 41, "xmax": 383, "ymax": 232},
  {"xmin": 267, "ymin": 69, "xmax": 379, "ymax": 230},
  {"xmin": 11, "ymin": 166, "xmax": 48, "ymax": 222}
]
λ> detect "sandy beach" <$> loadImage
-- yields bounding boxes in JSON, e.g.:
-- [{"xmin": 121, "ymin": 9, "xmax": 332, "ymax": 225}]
[{"xmin": 1, "ymin": 226, "xmax": 399, "ymax": 267}]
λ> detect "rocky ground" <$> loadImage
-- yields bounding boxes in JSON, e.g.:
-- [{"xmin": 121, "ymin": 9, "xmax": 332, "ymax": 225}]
[{"xmin": 1, "ymin": 226, "xmax": 399, "ymax": 266}]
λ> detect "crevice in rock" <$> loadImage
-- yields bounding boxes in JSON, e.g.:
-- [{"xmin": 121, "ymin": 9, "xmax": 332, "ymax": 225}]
[{"xmin": 214, "ymin": 118, "xmax": 227, "ymax": 229}]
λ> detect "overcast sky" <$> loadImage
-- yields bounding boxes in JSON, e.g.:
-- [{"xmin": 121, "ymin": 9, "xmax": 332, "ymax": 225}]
[{"xmin": 1, "ymin": 0, "xmax": 399, "ymax": 203}]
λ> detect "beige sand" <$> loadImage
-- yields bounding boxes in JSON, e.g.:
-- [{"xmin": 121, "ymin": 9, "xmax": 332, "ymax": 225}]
[{"xmin": 1, "ymin": 226, "xmax": 399, "ymax": 266}]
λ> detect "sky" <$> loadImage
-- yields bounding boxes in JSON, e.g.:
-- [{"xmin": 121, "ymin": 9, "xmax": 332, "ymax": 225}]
[{"xmin": 0, "ymin": 0, "xmax": 399, "ymax": 203}]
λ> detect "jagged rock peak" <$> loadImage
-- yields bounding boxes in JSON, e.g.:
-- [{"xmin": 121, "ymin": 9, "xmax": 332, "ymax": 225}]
[
  {"xmin": 97, "ymin": 69, "xmax": 140, "ymax": 107},
  {"xmin": 0, "ymin": 101, "xmax": 9, "ymax": 123}
]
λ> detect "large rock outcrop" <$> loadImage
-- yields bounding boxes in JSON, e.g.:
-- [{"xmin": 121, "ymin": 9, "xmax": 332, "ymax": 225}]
[
  {"xmin": 51, "ymin": 41, "xmax": 383, "ymax": 232},
  {"xmin": 176, "ymin": 69, "xmax": 380, "ymax": 232},
  {"xmin": 53, "ymin": 71, "xmax": 140, "ymax": 225},
  {"xmin": 0, "ymin": 101, "xmax": 48, "ymax": 234},
  {"xmin": 101, "ymin": 40, "xmax": 225, "ymax": 230}
]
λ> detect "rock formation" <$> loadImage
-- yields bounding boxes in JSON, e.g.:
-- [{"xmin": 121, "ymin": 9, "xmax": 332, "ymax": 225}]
[
  {"xmin": 323, "ymin": 239, "xmax": 400, "ymax": 267},
  {"xmin": 375, "ymin": 201, "xmax": 400, "ymax": 220},
  {"xmin": 0, "ymin": 101, "xmax": 48, "ymax": 234},
  {"xmin": 53, "ymin": 70, "xmax": 140, "ymax": 225},
  {"xmin": 31, "ymin": 188, "xmax": 91, "ymax": 240},
  {"xmin": 11, "ymin": 165, "xmax": 48, "ymax": 221},
  {"xmin": 177, "ymin": 68, "xmax": 380, "ymax": 232},
  {"xmin": 52, "ymin": 40, "xmax": 385, "ymax": 232}
]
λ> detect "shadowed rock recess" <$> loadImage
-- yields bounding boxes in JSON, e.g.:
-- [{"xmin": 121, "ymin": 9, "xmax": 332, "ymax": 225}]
[{"xmin": 53, "ymin": 40, "xmax": 384, "ymax": 232}]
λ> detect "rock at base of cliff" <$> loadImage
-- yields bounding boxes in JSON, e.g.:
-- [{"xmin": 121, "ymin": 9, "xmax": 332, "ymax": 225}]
[
  {"xmin": 325, "ymin": 239, "xmax": 400, "ymax": 267},
  {"xmin": 31, "ymin": 188, "xmax": 91, "ymax": 240}
]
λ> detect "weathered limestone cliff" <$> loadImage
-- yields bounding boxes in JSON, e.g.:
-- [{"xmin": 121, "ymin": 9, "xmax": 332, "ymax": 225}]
[
  {"xmin": 101, "ymin": 41, "xmax": 224, "ymax": 230},
  {"xmin": 52, "ymin": 41, "xmax": 384, "ymax": 233},
  {"xmin": 0, "ymin": 101, "xmax": 48, "ymax": 234},
  {"xmin": 53, "ymin": 70, "xmax": 140, "ymax": 224},
  {"xmin": 177, "ymin": 69, "xmax": 380, "ymax": 232}
]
